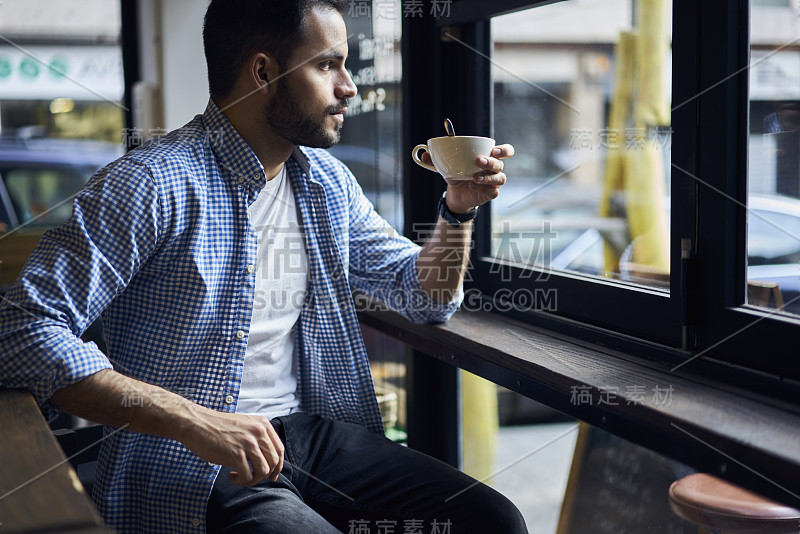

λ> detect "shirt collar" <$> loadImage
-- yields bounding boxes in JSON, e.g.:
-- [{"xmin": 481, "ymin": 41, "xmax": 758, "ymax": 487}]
[
  {"xmin": 201, "ymin": 99, "xmax": 265, "ymax": 189},
  {"xmin": 201, "ymin": 99, "xmax": 312, "ymax": 188},
  {"xmin": 291, "ymin": 146, "xmax": 311, "ymax": 175}
]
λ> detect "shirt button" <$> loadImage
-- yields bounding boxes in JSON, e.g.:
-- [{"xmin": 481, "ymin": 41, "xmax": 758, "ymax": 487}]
[
  {"xmin": 236, "ymin": 330, "xmax": 245, "ymax": 340},
  {"xmin": 224, "ymin": 395, "xmax": 235, "ymax": 405},
  {"xmin": 246, "ymin": 265, "xmax": 255, "ymax": 274},
  {"xmin": 192, "ymin": 518, "xmax": 201, "ymax": 527}
]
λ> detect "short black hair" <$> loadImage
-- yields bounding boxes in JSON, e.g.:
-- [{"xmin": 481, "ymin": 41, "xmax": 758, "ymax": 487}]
[{"xmin": 203, "ymin": 0, "xmax": 347, "ymax": 101}]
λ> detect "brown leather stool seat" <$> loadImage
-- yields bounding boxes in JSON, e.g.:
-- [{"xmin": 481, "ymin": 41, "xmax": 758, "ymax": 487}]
[{"xmin": 669, "ymin": 473, "xmax": 800, "ymax": 533}]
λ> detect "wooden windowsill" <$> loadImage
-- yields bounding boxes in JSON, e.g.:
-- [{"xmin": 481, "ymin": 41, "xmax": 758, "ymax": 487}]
[{"xmin": 357, "ymin": 305, "xmax": 800, "ymax": 509}]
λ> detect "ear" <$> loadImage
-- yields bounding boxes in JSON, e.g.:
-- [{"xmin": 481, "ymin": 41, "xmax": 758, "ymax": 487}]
[{"xmin": 247, "ymin": 52, "xmax": 278, "ymax": 95}]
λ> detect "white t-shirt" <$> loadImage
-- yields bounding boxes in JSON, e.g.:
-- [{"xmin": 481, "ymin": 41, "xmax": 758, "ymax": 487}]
[{"xmin": 236, "ymin": 165, "xmax": 307, "ymax": 418}]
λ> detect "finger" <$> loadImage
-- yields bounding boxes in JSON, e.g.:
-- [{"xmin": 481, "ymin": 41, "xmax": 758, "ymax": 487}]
[
  {"xmin": 268, "ymin": 449, "xmax": 284, "ymax": 482},
  {"xmin": 228, "ymin": 453, "xmax": 253, "ymax": 486},
  {"xmin": 247, "ymin": 449, "xmax": 271, "ymax": 486},
  {"xmin": 421, "ymin": 152, "xmax": 433, "ymax": 165},
  {"xmin": 473, "ymin": 172, "xmax": 507, "ymax": 186},
  {"xmin": 264, "ymin": 423, "xmax": 285, "ymax": 482},
  {"xmin": 476, "ymin": 156, "xmax": 504, "ymax": 174},
  {"xmin": 491, "ymin": 144, "xmax": 515, "ymax": 159}
]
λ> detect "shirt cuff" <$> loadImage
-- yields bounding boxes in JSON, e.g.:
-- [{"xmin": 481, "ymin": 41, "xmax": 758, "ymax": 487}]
[
  {"xmin": 397, "ymin": 253, "xmax": 463, "ymax": 324},
  {"xmin": 30, "ymin": 340, "xmax": 114, "ymax": 421}
]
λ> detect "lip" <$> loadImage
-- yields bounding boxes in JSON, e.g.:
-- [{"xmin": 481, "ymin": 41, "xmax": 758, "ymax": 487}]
[{"xmin": 330, "ymin": 109, "xmax": 346, "ymax": 122}]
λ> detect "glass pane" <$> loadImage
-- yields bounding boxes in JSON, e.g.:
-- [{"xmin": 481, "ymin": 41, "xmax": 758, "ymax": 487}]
[
  {"xmin": 0, "ymin": 0, "xmax": 125, "ymax": 289},
  {"xmin": 329, "ymin": 2, "xmax": 403, "ymax": 231},
  {"xmin": 340, "ymin": 2, "xmax": 408, "ymax": 442},
  {"xmin": 491, "ymin": 0, "xmax": 672, "ymax": 290},
  {"xmin": 747, "ymin": 1, "xmax": 800, "ymax": 315},
  {"xmin": 4, "ymin": 167, "xmax": 88, "ymax": 226}
]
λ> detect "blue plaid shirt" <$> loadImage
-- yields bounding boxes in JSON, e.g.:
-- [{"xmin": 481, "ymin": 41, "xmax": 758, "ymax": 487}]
[{"xmin": 0, "ymin": 100, "xmax": 460, "ymax": 533}]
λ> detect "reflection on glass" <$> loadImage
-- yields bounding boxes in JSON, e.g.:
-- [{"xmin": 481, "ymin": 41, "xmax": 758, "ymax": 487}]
[
  {"xmin": 747, "ymin": 1, "xmax": 800, "ymax": 315},
  {"xmin": 491, "ymin": 0, "xmax": 672, "ymax": 290},
  {"xmin": 331, "ymin": 4, "xmax": 404, "ymax": 231},
  {"xmin": 4, "ymin": 168, "xmax": 87, "ymax": 226}
]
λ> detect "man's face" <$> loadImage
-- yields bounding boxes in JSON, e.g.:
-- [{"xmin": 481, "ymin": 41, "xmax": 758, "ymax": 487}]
[{"xmin": 265, "ymin": 6, "xmax": 357, "ymax": 149}]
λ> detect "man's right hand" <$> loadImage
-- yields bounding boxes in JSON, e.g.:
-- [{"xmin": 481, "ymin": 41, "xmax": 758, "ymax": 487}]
[
  {"xmin": 51, "ymin": 369, "xmax": 284, "ymax": 486},
  {"xmin": 181, "ymin": 407, "xmax": 285, "ymax": 485}
]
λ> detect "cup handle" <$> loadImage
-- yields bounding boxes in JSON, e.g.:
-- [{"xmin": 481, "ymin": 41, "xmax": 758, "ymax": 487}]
[{"xmin": 412, "ymin": 144, "xmax": 438, "ymax": 172}]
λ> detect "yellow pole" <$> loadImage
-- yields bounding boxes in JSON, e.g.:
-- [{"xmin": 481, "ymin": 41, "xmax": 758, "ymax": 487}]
[
  {"xmin": 634, "ymin": 0, "xmax": 670, "ymax": 127},
  {"xmin": 626, "ymin": 0, "xmax": 670, "ymax": 276},
  {"xmin": 461, "ymin": 370, "xmax": 498, "ymax": 482},
  {"xmin": 601, "ymin": 0, "xmax": 671, "ymax": 278},
  {"xmin": 599, "ymin": 31, "xmax": 636, "ymax": 275}
]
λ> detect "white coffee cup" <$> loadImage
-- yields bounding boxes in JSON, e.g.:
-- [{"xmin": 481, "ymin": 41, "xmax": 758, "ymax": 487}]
[{"xmin": 412, "ymin": 136, "xmax": 496, "ymax": 180}]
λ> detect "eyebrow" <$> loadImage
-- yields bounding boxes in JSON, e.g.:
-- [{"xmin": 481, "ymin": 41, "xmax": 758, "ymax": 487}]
[{"xmin": 313, "ymin": 51, "xmax": 346, "ymax": 62}]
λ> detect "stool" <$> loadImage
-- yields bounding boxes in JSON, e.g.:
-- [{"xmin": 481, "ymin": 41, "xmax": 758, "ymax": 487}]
[{"xmin": 669, "ymin": 473, "xmax": 800, "ymax": 533}]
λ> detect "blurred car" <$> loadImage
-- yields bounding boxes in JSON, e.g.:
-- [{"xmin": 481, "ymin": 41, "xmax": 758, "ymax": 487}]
[{"xmin": 0, "ymin": 136, "xmax": 123, "ymax": 289}]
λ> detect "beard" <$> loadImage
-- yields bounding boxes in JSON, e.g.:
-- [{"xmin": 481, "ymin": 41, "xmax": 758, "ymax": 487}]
[{"xmin": 266, "ymin": 79, "xmax": 346, "ymax": 149}]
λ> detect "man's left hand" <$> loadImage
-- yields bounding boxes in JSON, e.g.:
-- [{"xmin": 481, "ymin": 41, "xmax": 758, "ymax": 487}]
[{"xmin": 443, "ymin": 144, "xmax": 515, "ymax": 214}]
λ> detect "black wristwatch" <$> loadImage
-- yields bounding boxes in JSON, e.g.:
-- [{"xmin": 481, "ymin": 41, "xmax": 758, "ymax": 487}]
[{"xmin": 437, "ymin": 191, "xmax": 479, "ymax": 228}]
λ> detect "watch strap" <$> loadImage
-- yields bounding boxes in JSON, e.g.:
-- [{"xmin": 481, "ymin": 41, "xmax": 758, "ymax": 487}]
[{"xmin": 438, "ymin": 191, "xmax": 478, "ymax": 227}]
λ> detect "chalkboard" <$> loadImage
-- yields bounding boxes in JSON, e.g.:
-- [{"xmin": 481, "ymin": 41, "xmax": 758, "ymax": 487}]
[{"xmin": 557, "ymin": 422, "xmax": 698, "ymax": 534}]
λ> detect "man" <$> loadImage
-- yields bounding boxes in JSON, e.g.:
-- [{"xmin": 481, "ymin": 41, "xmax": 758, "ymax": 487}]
[{"xmin": 0, "ymin": 1, "xmax": 525, "ymax": 533}]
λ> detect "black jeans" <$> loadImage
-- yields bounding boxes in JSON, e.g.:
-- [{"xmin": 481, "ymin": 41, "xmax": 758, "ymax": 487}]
[{"xmin": 206, "ymin": 412, "xmax": 528, "ymax": 534}]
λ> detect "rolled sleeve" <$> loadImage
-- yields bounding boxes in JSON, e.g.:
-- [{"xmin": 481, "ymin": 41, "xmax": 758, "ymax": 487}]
[
  {"xmin": 1, "ymin": 316, "xmax": 113, "ymax": 418},
  {"xmin": 398, "ymin": 251, "xmax": 462, "ymax": 323},
  {"xmin": 346, "ymin": 174, "xmax": 461, "ymax": 324}
]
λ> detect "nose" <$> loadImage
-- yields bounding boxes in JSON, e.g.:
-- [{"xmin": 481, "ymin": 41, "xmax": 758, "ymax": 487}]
[{"xmin": 335, "ymin": 68, "xmax": 357, "ymax": 100}]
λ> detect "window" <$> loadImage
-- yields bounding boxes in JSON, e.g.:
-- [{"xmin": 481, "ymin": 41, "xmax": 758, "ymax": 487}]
[
  {"xmin": 686, "ymin": 0, "xmax": 800, "ymax": 379},
  {"xmin": 457, "ymin": 0, "xmax": 682, "ymax": 346},
  {"xmin": 410, "ymin": 0, "xmax": 800, "ymax": 388},
  {"xmin": 491, "ymin": 0, "xmax": 672, "ymax": 290},
  {"xmin": 337, "ymin": 1, "xmax": 410, "ymax": 442},
  {"xmin": 330, "ymin": 2, "xmax": 404, "ymax": 231},
  {"xmin": 4, "ymin": 167, "xmax": 89, "ymax": 226},
  {"xmin": 746, "ymin": 2, "xmax": 800, "ymax": 316},
  {"xmin": 0, "ymin": 1, "xmax": 124, "ymax": 145},
  {"xmin": 0, "ymin": 0, "xmax": 125, "ymax": 290}
]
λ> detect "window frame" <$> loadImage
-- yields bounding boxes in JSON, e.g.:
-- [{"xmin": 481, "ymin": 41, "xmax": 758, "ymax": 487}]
[{"xmin": 691, "ymin": 0, "xmax": 800, "ymax": 379}]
